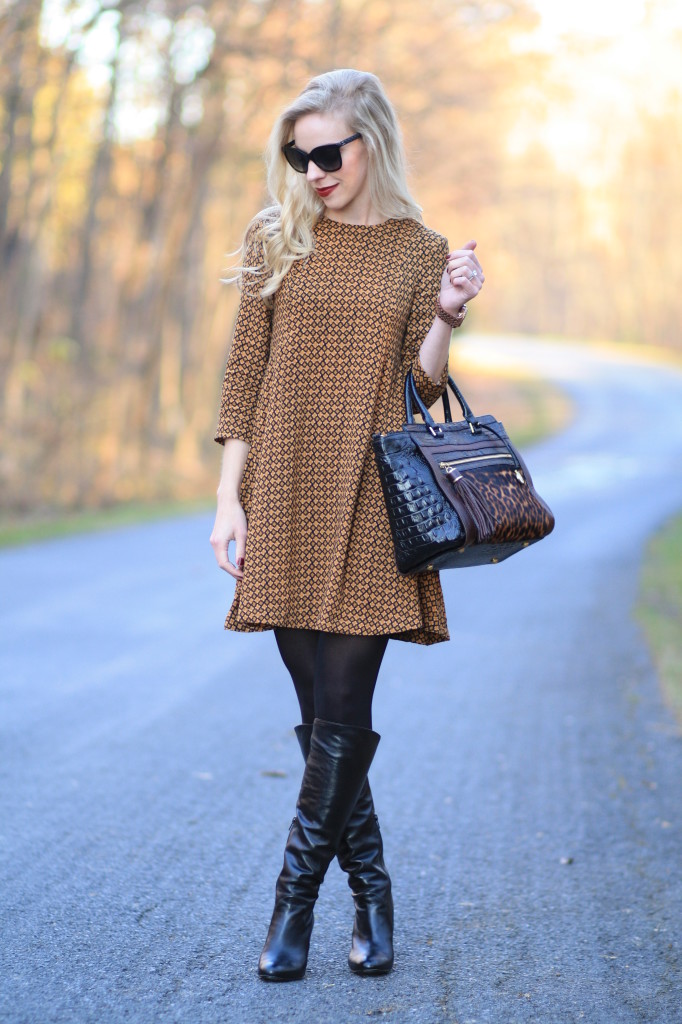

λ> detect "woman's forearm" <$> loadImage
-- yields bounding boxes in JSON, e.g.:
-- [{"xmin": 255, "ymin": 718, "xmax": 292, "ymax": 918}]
[
  {"xmin": 217, "ymin": 437, "xmax": 250, "ymax": 503},
  {"xmin": 418, "ymin": 316, "xmax": 453, "ymax": 383}
]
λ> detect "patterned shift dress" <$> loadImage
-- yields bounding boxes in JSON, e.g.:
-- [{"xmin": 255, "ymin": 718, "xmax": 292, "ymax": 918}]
[{"xmin": 214, "ymin": 215, "xmax": 452, "ymax": 645}]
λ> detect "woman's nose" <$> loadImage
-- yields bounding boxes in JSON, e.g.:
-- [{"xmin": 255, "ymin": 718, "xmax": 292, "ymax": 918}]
[{"xmin": 306, "ymin": 161, "xmax": 325, "ymax": 183}]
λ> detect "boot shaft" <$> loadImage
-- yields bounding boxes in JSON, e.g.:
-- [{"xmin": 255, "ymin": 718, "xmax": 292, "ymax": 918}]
[{"xmin": 297, "ymin": 719, "xmax": 380, "ymax": 849}]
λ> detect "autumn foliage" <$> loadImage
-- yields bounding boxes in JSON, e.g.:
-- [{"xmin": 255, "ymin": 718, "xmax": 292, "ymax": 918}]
[{"xmin": 0, "ymin": 0, "xmax": 679, "ymax": 514}]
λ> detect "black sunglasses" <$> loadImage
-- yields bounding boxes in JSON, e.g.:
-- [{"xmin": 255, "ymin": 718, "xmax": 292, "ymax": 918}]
[{"xmin": 282, "ymin": 133, "xmax": 362, "ymax": 173}]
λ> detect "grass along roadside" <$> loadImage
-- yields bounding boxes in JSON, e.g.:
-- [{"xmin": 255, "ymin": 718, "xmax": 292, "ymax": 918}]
[
  {"xmin": 0, "ymin": 366, "xmax": 572, "ymax": 550},
  {"xmin": 636, "ymin": 512, "xmax": 682, "ymax": 726}
]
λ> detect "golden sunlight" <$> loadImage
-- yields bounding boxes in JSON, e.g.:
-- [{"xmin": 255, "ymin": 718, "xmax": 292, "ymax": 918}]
[{"xmin": 512, "ymin": 0, "xmax": 682, "ymax": 183}]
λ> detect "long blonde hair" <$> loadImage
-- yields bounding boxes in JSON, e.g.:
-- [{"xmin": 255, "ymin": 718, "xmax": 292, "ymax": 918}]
[{"xmin": 231, "ymin": 69, "xmax": 422, "ymax": 300}]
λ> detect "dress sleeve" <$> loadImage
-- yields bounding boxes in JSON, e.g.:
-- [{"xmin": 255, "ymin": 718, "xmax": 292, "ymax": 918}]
[
  {"xmin": 400, "ymin": 232, "xmax": 451, "ymax": 411},
  {"xmin": 214, "ymin": 223, "xmax": 273, "ymax": 446}
]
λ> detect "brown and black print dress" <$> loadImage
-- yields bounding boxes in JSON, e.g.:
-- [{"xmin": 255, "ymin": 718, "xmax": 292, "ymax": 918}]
[{"xmin": 214, "ymin": 215, "xmax": 452, "ymax": 645}]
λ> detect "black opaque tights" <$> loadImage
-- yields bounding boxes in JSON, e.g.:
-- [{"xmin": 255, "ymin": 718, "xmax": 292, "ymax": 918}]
[{"xmin": 273, "ymin": 627, "xmax": 390, "ymax": 730}]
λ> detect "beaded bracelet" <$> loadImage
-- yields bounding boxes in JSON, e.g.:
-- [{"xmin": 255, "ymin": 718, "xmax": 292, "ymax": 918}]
[{"xmin": 436, "ymin": 297, "xmax": 467, "ymax": 329}]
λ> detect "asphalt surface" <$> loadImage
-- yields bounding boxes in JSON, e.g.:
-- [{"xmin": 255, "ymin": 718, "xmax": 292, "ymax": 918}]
[{"xmin": 1, "ymin": 337, "xmax": 681, "ymax": 1024}]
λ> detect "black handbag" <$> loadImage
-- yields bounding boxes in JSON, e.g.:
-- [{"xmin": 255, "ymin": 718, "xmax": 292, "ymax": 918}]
[{"xmin": 371, "ymin": 370, "xmax": 555, "ymax": 574}]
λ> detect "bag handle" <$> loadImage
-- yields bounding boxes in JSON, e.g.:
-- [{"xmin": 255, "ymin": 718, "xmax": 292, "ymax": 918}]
[
  {"xmin": 404, "ymin": 370, "xmax": 478, "ymax": 438},
  {"xmin": 403, "ymin": 370, "xmax": 524, "ymax": 473}
]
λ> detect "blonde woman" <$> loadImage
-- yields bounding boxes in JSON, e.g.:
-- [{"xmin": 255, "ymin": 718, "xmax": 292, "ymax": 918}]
[{"xmin": 210, "ymin": 68, "xmax": 484, "ymax": 981}]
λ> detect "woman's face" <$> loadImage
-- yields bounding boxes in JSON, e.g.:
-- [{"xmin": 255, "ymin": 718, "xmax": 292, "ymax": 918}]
[{"xmin": 292, "ymin": 111, "xmax": 373, "ymax": 223}]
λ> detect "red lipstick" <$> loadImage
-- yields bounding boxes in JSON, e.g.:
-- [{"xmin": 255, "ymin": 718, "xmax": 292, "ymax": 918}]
[{"xmin": 316, "ymin": 184, "xmax": 338, "ymax": 198}]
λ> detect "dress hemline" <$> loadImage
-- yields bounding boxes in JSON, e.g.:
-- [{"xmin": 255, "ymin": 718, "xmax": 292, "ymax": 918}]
[{"xmin": 223, "ymin": 609, "xmax": 450, "ymax": 646}]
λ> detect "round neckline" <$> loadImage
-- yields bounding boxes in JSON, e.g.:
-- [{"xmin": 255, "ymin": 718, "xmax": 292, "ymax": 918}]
[{"xmin": 316, "ymin": 216, "xmax": 401, "ymax": 230}]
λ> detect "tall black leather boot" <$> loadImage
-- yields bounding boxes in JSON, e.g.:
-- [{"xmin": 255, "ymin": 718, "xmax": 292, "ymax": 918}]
[
  {"xmin": 295, "ymin": 724, "xmax": 394, "ymax": 976},
  {"xmin": 258, "ymin": 719, "xmax": 380, "ymax": 982}
]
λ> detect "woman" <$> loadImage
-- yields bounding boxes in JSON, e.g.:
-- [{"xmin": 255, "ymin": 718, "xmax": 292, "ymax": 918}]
[{"xmin": 209, "ymin": 68, "xmax": 484, "ymax": 982}]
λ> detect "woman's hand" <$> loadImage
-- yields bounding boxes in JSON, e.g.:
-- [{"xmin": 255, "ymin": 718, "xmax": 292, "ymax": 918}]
[
  {"xmin": 440, "ymin": 239, "xmax": 485, "ymax": 314},
  {"xmin": 210, "ymin": 495, "xmax": 247, "ymax": 580}
]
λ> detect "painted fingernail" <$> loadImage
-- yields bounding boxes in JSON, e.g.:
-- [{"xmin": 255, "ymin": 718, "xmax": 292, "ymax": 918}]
[{"xmin": 237, "ymin": 557, "xmax": 244, "ymax": 568}]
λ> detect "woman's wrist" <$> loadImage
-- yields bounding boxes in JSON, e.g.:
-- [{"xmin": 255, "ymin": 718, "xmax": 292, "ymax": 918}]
[
  {"xmin": 217, "ymin": 485, "xmax": 242, "ymax": 505},
  {"xmin": 436, "ymin": 296, "xmax": 467, "ymax": 329}
]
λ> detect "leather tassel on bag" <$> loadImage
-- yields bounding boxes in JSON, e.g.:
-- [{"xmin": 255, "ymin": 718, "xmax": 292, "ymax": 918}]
[{"xmin": 445, "ymin": 468, "xmax": 496, "ymax": 542}]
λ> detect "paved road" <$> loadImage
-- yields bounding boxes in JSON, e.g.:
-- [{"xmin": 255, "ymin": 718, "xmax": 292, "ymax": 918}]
[{"xmin": 1, "ymin": 338, "xmax": 681, "ymax": 1024}]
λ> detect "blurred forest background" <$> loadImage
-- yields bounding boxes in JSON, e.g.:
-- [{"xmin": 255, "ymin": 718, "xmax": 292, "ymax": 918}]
[{"xmin": 1, "ymin": 0, "xmax": 680, "ymax": 515}]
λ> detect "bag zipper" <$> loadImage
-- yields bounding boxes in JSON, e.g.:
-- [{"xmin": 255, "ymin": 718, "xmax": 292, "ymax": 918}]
[
  {"xmin": 439, "ymin": 453, "xmax": 512, "ymax": 468},
  {"xmin": 439, "ymin": 453, "xmax": 526, "ymax": 484}
]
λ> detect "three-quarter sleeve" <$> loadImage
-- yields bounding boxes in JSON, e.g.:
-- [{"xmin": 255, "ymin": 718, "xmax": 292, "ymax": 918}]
[
  {"xmin": 214, "ymin": 223, "xmax": 273, "ymax": 446},
  {"xmin": 401, "ymin": 232, "xmax": 451, "ymax": 410}
]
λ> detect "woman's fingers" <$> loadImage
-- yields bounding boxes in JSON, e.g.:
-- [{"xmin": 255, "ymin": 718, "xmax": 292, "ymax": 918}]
[
  {"xmin": 209, "ymin": 499, "xmax": 246, "ymax": 581},
  {"xmin": 211, "ymin": 536, "xmax": 238, "ymax": 577},
  {"xmin": 220, "ymin": 555, "xmax": 244, "ymax": 580},
  {"xmin": 234, "ymin": 535, "xmax": 246, "ymax": 575},
  {"xmin": 447, "ymin": 266, "xmax": 485, "ymax": 287},
  {"xmin": 209, "ymin": 520, "xmax": 246, "ymax": 580},
  {"xmin": 448, "ymin": 244, "xmax": 483, "ymax": 273},
  {"xmin": 452, "ymin": 263, "xmax": 483, "ymax": 282},
  {"xmin": 446, "ymin": 251, "xmax": 485, "ymax": 286},
  {"xmin": 448, "ymin": 241, "xmax": 476, "ymax": 257},
  {"xmin": 447, "ymin": 254, "xmax": 483, "ymax": 274},
  {"xmin": 440, "ymin": 237, "xmax": 484, "ymax": 313}
]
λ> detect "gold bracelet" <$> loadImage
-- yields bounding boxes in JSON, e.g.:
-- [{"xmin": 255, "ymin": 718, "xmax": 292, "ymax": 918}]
[{"xmin": 436, "ymin": 297, "xmax": 467, "ymax": 329}]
